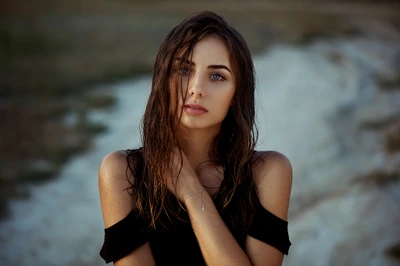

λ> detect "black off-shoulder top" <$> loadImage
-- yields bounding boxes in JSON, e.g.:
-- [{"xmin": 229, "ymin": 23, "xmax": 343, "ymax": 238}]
[
  {"xmin": 100, "ymin": 202, "xmax": 290, "ymax": 265},
  {"xmin": 100, "ymin": 150, "xmax": 291, "ymax": 265}
]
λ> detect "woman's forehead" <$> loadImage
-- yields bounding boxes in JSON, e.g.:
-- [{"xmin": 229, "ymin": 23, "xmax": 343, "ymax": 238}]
[{"xmin": 174, "ymin": 35, "xmax": 231, "ymax": 67}]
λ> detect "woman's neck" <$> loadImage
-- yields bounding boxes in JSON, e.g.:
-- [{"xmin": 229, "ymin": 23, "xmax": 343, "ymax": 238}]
[{"xmin": 177, "ymin": 126, "xmax": 220, "ymax": 169}]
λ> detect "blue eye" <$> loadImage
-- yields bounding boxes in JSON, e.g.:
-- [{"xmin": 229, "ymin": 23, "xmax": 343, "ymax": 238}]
[
  {"xmin": 211, "ymin": 73, "xmax": 225, "ymax": 81},
  {"xmin": 179, "ymin": 67, "xmax": 190, "ymax": 75}
]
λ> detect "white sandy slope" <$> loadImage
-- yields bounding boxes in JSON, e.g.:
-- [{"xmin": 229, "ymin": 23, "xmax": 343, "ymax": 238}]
[{"xmin": 0, "ymin": 34, "xmax": 399, "ymax": 265}]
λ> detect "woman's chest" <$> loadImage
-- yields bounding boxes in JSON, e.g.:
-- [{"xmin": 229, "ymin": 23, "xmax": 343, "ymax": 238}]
[
  {"xmin": 149, "ymin": 220, "xmax": 206, "ymax": 265},
  {"xmin": 196, "ymin": 165, "xmax": 224, "ymax": 197}
]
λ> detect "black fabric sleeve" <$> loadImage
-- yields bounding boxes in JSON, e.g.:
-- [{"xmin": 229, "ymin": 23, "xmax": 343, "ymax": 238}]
[
  {"xmin": 247, "ymin": 206, "xmax": 291, "ymax": 255},
  {"xmin": 100, "ymin": 209, "xmax": 149, "ymax": 263}
]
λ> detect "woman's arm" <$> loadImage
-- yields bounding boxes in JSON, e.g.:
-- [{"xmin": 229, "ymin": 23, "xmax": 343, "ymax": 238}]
[
  {"xmin": 185, "ymin": 186, "xmax": 253, "ymax": 265},
  {"xmin": 245, "ymin": 151, "xmax": 292, "ymax": 266},
  {"xmin": 180, "ymin": 151, "xmax": 292, "ymax": 266},
  {"xmin": 98, "ymin": 151, "xmax": 156, "ymax": 266}
]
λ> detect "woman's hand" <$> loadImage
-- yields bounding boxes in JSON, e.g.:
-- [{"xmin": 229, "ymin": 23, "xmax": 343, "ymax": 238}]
[{"xmin": 166, "ymin": 148, "xmax": 203, "ymax": 202}]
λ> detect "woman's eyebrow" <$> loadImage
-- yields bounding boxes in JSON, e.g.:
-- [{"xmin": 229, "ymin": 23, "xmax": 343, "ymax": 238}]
[
  {"xmin": 174, "ymin": 58, "xmax": 231, "ymax": 73},
  {"xmin": 207, "ymin": 65, "xmax": 231, "ymax": 73}
]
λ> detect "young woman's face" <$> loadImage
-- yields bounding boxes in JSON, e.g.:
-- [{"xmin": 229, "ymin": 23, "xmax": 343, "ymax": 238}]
[{"xmin": 175, "ymin": 34, "xmax": 235, "ymax": 132}]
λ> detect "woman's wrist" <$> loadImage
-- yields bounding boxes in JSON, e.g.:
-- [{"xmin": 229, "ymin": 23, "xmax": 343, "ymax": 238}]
[
  {"xmin": 183, "ymin": 188, "xmax": 205, "ymax": 211},
  {"xmin": 180, "ymin": 179, "xmax": 203, "ymax": 199},
  {"xmin": 177, "ymin": 173, "xmax": 202, "ymax": 197}
]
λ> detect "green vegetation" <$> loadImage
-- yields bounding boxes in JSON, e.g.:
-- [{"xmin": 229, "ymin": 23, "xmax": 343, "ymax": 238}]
[{"xmin": 83, "ymin": 95, "xmax": 117, "ymax": 109}]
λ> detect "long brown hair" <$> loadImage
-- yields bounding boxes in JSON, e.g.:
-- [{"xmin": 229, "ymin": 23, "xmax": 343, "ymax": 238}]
[{"xmin": 127, "ymin": 11, "xmax": 259, "ymax": 241}]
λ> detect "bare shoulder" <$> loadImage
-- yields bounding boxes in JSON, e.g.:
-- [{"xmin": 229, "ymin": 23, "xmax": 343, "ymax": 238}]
[
  {"xmin": 252, "ymin": 151, "xmax": 292, "ymax": 185},
  {"xmin": 251, "ymin": 151, "xmax": 293, "ymax": 220},
  {"xmin": 99, "ymin": 150, "xmax": 130, "ymax": 184},
  {"xmin": 98, "ymin": 150, "xmax": 134, "ymax": 228}
]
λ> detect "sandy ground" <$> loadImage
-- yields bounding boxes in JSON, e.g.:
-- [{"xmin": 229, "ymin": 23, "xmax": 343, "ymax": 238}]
[{"xmin": 0, "ymin": 33, "xmax": 399, "ymax": 265}]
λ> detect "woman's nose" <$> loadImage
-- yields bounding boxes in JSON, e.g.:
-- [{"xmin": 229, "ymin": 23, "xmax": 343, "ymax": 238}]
[{"xmin": 188, "ymin": 73, "xmax": 205, "ymax": 97}]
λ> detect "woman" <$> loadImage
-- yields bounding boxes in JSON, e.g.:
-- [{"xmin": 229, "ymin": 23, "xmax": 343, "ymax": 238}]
[{"xmin": 99, "ymin": 11, "xmax": 292, "ymax": 266}]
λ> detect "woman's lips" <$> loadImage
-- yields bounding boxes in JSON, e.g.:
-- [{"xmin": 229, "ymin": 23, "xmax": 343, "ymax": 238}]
[{"xmin": 183, "ymin": 103, "xmax": 208, "ymax": 115}]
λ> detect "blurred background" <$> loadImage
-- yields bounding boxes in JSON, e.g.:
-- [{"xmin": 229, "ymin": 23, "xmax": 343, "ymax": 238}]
[{"xmin": 0, "ymin": 0, "xmax": 399, "ymax": 265}]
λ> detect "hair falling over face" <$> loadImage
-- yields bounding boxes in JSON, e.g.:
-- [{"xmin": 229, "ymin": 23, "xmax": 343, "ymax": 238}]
[{"xmin": 126, "ymin": 11, "xmax": 259, "ymax": 240}]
